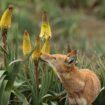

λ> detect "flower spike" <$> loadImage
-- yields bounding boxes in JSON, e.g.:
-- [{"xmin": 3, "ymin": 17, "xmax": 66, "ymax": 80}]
[
  {"xmin": 0, "ymin": 5, "xmax": 13, "ymax": 29},
  {"xmin": 32, "ymin": 36, "xmax": 42, "ymax": 60},
  {"xmin": 39, "ymin": 11, "xmax": 52, "ymax": 39},
  {"xmin": 41, "ymin": 37, "xmax": 50, "ymax": 54},
  {"xmin": 23, "ymin": 31, "xmax": 32, "ymax": 55}
]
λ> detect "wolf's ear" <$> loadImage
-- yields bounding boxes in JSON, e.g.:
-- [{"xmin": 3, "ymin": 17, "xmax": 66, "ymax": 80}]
[
  {"xmin": 65, "ymin": 50, "xmax": 78, "ymax": 66},
  {"xmin": 67, "ymin": 50, "xmax": 78, "ymax": 57}
]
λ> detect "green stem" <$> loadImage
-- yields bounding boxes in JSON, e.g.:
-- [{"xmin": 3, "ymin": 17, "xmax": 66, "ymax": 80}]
[
  {"xmin": 24, "ymin": 60, "xmax": 29, "ymax": 79},
  {"xmin": 34, "ymin": 60, "xmax": 39, "ymax": 95}
]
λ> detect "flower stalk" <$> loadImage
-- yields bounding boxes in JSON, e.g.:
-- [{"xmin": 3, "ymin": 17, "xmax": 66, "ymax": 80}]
[
  {"xmin": 1, "ymin": 28, "xmax": 8, "ymax": 50},
  {"xmin": 1, "ymin": 28, "xmax": 8, "ymax": 65},
  {"xmin": 22, "ymin": 30, "xmax": 32, "ymax": 78},
  {"xmin": 34, "ymin": 60, "xmax": 39, "ymax": 94},
  {"xmin": 32, "ymin": 12, "xmax": 52, "ymax": 93},
  {"xmin": 32, "ymin": 37, "xmax": 42, "ymax": 94},
  {"xmin": 0, "ymin": 5, "xmax": 13, "ymax": 66}
]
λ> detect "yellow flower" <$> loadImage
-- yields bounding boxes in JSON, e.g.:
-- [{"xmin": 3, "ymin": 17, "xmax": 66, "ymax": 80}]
[
  {"xmin": 39, "ymin": 12, "xmax": 52, "ymax": 39},
  {"xmin": 32, "ymin": 37, "xmax": 42, "ymax": 60},
  {"xmin": 23, "ymin": 31, "xmax": 32, "ymax": 55},
  {"xmin": 41, "ymin": 38, "xmax": 50, "ymax": 54},
  {"xmin": 0, "ymin": 5, "xmax": 13, "ymax": 29}
]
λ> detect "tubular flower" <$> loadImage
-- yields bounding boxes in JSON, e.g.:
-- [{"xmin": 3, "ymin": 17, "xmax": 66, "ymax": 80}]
[
  {"xmin": 23, "ymin": 31, "xmax": 32, "ymax": 55},
  {"xmin": 0, "ymin": 5, "xmax": 13, "ymax": 29},
  {"xmin": 41, "ymin": 38, "xmax": 50, "ymax": 54},
  {"xmin": 39, "ymin": 12, "xmax": 52, "ymax": 39},
  {"xmin": 32, "ymin": 37, "xmax": 42, "ymax": 60}
]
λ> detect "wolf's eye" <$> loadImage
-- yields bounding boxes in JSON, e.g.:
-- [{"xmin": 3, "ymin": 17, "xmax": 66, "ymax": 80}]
[
  {"xmin": 64, "ymin": 57, "xmax": 76, "ymax": 64},
  {"xmin": 68, "ymin": 57, "xmax": 74, "ymax": 64}
]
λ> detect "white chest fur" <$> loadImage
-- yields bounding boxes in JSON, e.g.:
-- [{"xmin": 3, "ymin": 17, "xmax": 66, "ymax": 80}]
[{"xmin": 69, "ymin": 97, "xmax": 87, "ymax": 105}]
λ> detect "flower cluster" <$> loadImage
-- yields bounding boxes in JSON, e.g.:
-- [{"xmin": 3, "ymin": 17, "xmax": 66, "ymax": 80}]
[
  {"xmin": 22, "ymin": 12, "xmax": 52, "ymax": 60},
  {"xmin": 0, "ymin": 6, "xmax": 52, "ymax": 61}
]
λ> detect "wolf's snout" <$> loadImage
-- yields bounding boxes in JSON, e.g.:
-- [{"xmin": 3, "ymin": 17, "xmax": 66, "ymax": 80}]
[{"xmin": 40, "ymin": 54, "xmax": 49, "ymax": 63}]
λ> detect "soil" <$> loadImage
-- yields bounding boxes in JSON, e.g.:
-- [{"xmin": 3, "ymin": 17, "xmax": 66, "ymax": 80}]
[{"xmin": 79, "ymin": 14, "xmax": 105, "ymax": 36}]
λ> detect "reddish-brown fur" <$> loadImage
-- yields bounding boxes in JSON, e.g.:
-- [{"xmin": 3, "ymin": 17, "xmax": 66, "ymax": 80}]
[{"xmin": 41, "ymin": 50, "xmax": 101, "ymax": 105}]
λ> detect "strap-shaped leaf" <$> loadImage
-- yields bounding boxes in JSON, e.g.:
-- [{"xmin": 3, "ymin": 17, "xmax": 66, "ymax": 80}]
[{"xmin": 12, "ymin": 88, "xmax": 29, "ymax": 105}]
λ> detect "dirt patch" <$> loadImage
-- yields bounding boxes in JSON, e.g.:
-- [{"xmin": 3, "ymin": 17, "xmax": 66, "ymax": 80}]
[{"xmin": 79, "ymin": 14, "xmax": 105, "ymax": 36}]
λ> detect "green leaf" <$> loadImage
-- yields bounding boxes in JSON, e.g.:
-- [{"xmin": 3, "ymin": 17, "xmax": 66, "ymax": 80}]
[
  {"xmin": 0, "ymin": 75, "xmax": 10, "ymax": 105},
  {"xmin": 13, "ymin": 81, "xmax": 25, "ymax": 88},
  {"xmin": 0, "ymin": 75, "xmax": 7, "ymax": 100},
  {"xmin": 0, "ymin": 70, "xmax": 5, "ymax": 78},
  {"xmin": 39, "ymin": 69, "xmax": 53, "ymax": 100},
  {"xmin": 51, "ymin": 101, "xmax": 58, "ymax": 105},
  {"xmin": 42, "ymin": 94, "xmax": 53, "ymax": 100},
  {"xmin": 12, "ymin": 88, "xmax": 29, "ymax": 105},
  {"xmin": 9, "ymin": 59, "xmax": 23, "ymax": 66},
  {"xmin": 1, "ymin": 89, "xmax": 11, "ymax": 105},
  {"xmin": 42, "ymin": 103, "xmax": 48, "ymax": 105},
  {"xmin": 7, "ymin": 58, "xmax": 22, "ymax": 86}
]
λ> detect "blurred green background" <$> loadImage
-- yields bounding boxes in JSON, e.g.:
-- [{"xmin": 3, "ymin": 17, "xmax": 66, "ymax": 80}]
[
  {"xmin": 0, "ymin": 0, "xmax": 105, "ymax": 105},
  {"xmin": 1, "ymin": 0, "xmax": 105, "ymax": 56}
]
